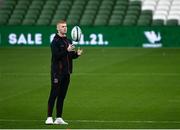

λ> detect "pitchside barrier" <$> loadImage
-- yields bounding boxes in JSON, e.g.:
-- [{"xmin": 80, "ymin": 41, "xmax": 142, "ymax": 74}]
[{"xmin": 0, "ymin": 26, "xmax": 180, "ymax": 48}]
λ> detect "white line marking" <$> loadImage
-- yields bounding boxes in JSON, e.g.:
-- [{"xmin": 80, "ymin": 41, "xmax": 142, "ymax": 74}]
[
  {"xmin": 0, "ymin": 85, "xmax": 44, "ymax": 102},
  {"xmin": 168, "ymin": 99, "xmax": 180, "ymax": 103},
  {"xmin": 0, "ymin": 119, "xmax": 180, "ymax": 124},
  {"xmin": 0, "ymin": 72, "xmax": 180, "ymax": 77},
  {"xmin": 69, "ymin": 120, "xmax": 180, "ymax": 124}
]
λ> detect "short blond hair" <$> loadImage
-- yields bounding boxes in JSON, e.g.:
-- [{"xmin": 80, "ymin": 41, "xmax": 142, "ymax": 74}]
[{"xmin": 57, "ymin": 20, "xmax": 66, "ymax": 26}]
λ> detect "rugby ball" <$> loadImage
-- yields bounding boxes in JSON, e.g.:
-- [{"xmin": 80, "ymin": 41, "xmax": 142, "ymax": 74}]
[{"xmin": 71, "ymin": 26, "xmax": 82, "ymax": 42}]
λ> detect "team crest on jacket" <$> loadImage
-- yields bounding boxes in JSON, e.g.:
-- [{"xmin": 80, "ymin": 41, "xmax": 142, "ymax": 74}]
[{"xmin": 54, "ymin": 78, "xmax": 58, "ymax": 83}]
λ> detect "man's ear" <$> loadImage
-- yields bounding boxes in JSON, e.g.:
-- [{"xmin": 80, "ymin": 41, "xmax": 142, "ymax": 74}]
[{"xmin": 56, "ymin": 25, "xmax": 59, "ymax": 31}]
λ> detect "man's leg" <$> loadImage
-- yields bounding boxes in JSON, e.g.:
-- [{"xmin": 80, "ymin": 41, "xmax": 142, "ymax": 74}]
[
  {"xmin": 54, "ymin": 74, "xmax": 70, "ymax": 125},
  {"xmin": 47, "ymin": 87, "xmax": 58, "ymax": 117},
  {"xmin": 46, "ymin": 84, "xmax": 58, "ymax": 124},
  {"xmin": 45, "ymin": 73, "xmax": 60, "ymax": 124},
  {"xmin": 47, "ymin": 73, "xmax": 60, "ymax": 117},
  {"xmin": 56, "ymin": 74, "xmax": 70, "ymax": 117}
]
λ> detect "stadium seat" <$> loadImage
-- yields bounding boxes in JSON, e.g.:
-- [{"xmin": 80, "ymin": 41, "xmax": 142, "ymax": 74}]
[
  {"xmin": 142, "ymin": 0, "xmax": 157, "ymax": 7},
  {"xmin": 152, "ymin": 19, "xmax": 164, "ymax": 26},
  {"xmin": 46, "ymin": 0, "xmax": 58, "ymax": 5},
  {"xmin": 167, "ymin": 14, "xmax": 180, "ymax": 25},
  {"xmin": 43, "ymin": 4, "xmax": 56, "ymax": 11},
  {"xmin": 129, "ymin": 0, "xmax": 141, "ymax": 7},
  {"xmin": 141, "ymin": 10, "xmax": 153, "ymax": 16},
  {"xmin": 0, "ymin": 19, "xmax": 8, "ymax": 25},
  {"xmin": 137, "ymin": 19, "xmax": 151, "ymax": 26},
  {"xmin": 67, "ymin": 18, "xmax": 79, "ymax": 25},
  {"xmin": 123, "ymin": 19, "xmax": 137, "ymax": 26},
  {"xmin": 125, "ymin": 15, "xmax": 138, "ymax": 21},
  {"xmin": 0, "ymin": 9, "xmax": 12, "ymax": 16},
  {"xmin": 166, "ymin": 19, "xmax": 179, "ymax": 25},
  {"xmin": 53, "ymin": 11, "xmax": 68, "ymax": 19},
  {"xmin": 31, "ymin": 0, "xmax": 45, "ymax": 6},
  {"xmin": 142, "ymin": 4, "xmax": 156, "ymax": 11},
  {"xmin": 154, "ymin": 10, "xmax": 168, "ymax": 17},
  {"xmin": 80, "ymin": 18, "xmax": 94, "ymax": 26},
  {"xmin": 13, "ymin": 9, "xmax": 26, "ymax": 15},
  {"xmin": 37, "ymin": 19, "xmax": 50, "ymax": 25},
  {"xmin": 109, "ymin": 19, "xmax": 122, "ymax": 25},
  {"xmin": 116, "ymin": 0, "xmax": 128, "ymax": 6},
  {"xmin": 114, "ymin": 5, "xmax": 127, "ymax": 12},
  {"xmin": 126, "ymin": 10, "xmax": 140, "ymax": 16},
  {"xmin": 8, "ymin": 18, "xmax": 22, "ymax": 25},
  {"xmin": 94, "ymin": 18, "xmax": 108, "ymax": 26},
  {"xmin": 153, "ymin": 14, "xmax": 166, "ymax": 22},
  {"xmin": 29, "ymin": 4, "xmax": 43, "ymax": 11},
  {"xmin": 0, "ymin": 4, "xmax": 14, "ymax": 11}
]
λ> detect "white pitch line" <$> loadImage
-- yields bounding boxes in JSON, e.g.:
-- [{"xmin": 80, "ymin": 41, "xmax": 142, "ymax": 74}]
[
  {"xmin": 74, "ymin": 72, "xmax": 180, "ymax": 76},
  {"xmin": 68, "ymin": 120, "xmax": 180, "ymax": 124},
  {"xmin": 0, "ymin": 72, "xmax": 180, "ymax": 76},
  {"xmin": 1, "ymin": 119, "xmax": 180, "ymax": 124},
  {"xmin": 0, "ymin": 85, "xmax": 45, "ymax": 102},
  {"xmin": 168, "ymin": 99, "xmax": 180, "ymax": 103}
]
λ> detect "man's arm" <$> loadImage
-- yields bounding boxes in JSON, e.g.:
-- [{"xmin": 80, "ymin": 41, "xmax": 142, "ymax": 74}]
[
  {"xmin": 70, "ymin": 51, "xmax": 79, "ymax": 59},
  {"xmin": 70, "ymin": 47, "xmax": 83, "ymax": 59}
]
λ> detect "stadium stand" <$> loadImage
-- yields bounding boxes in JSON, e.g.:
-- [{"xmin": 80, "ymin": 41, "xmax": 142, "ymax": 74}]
[
  {"xmin": 0, "ymin": 0, "xmax": 180, "ymax": 26},
  {"xmin": 142, "ymin": 0, "xmax": 180, "ymax": 25}
]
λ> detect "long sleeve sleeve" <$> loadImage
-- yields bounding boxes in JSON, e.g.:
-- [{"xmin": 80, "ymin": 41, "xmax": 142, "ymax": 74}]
[{"xmin": 70, "ymin": 51, "xmax": 79, "ymax": 59}]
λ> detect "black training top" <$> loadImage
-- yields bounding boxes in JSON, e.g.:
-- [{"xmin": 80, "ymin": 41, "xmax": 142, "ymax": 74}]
[{"xmin": 50, "ymin": 34, "xmax": 79, "ymax": 75}]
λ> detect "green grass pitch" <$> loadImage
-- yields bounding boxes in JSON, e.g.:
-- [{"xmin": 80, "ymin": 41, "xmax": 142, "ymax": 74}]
[{"xmin": 0, "ymin": 47, "xmax": 180, "ymax": 129}]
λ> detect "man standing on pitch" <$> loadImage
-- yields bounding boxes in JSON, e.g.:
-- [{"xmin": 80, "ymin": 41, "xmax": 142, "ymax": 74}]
[{"xmin": 45, "ymin": 20, "xmax": 83, "ymax": 125}]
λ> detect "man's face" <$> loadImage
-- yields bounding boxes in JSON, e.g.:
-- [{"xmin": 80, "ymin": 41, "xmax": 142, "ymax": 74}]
[{"xmin": 57, "ymin": 23, "xmax": 67, "ymax": 35}]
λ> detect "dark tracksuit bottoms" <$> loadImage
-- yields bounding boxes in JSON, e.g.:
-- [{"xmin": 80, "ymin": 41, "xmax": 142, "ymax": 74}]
[{"xmin": 48, "ymin": 74, "xmax": 70, "ymax": 117}]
